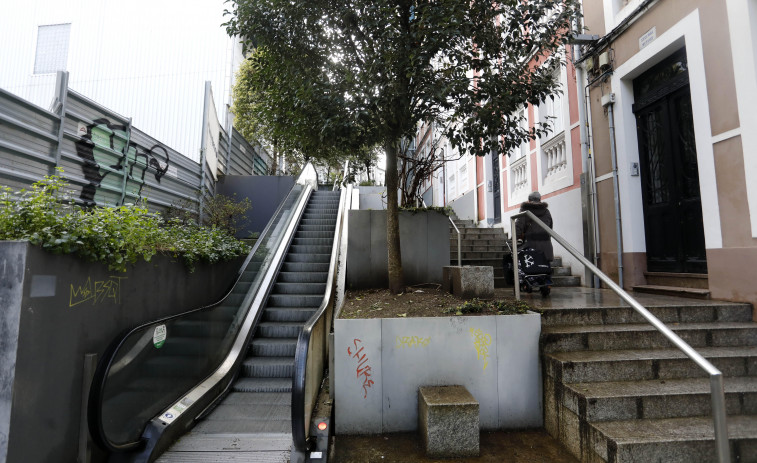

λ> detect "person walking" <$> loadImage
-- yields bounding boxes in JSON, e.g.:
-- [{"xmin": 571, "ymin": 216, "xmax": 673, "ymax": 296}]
[{"xmin": 515, "ymin": 191, "xmax": 554, "ymax": 262}]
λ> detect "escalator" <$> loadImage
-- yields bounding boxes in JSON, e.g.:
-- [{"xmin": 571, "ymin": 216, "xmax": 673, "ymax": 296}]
[{"xmin": 89, "ymin": 164, "xmax": 349, "ymax": 462}]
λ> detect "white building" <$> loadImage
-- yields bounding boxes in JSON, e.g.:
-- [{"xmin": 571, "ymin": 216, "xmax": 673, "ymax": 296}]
[{"xmin": 0, "ymin": 0, "xmax": 243, "ymax": 161}]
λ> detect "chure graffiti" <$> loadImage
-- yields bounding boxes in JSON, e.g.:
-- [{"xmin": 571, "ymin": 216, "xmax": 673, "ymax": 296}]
[
  {"xmin": 469, "ymin": 327, "xmax": 492, "ymax": 371},
  {"xmin": 347, "ymin": 338, "xmax": 374, "ymax": 399},
  {"xmin": 75, "ymin": 118, "xmax": 170, "ymax": 206},
  {"xmin": 395, "ymin": 335, "xmax": 431, "ymax": 349},
  {"xmin": 69, "ymin": 276, "xmax": 127, "ymax": 307}
]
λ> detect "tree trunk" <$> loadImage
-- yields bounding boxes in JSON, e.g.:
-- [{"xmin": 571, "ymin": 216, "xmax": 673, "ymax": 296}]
[{"xmin": 385, "ymin": 140, "xmax": 404, "ymax": 293}]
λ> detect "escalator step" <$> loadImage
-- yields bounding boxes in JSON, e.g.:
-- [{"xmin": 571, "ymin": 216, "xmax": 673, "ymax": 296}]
[
  {"xmin": 277, "ymin": 271, "xmax": 328, "ymax": 283},
  {"xmin": 267, "ymin": 294, "xmax": 323, "ymax": 307},
  {"xmin": 241, "ymin": 357, "xmax": 294, "ymax": 378},
  {"xmin": 292, "ymin": 237, "xmax": 333, "ymax": 246},
  {"xmin": 280, "ymin": 262, "xmax": 329, "ymax": 273},
  {"xmin": 285, "ymin": 253, "xmax": 330, "ymax": 263},
  {"xmin": 232, "ymin": 377, "xmax": 292, "ymax": 393},
  {"xmin": 288, "ymin": 244, "xmax": 332, "ymax": 254},
  {"xmin": 273, "ymin": 282, "xmax": 327, "ymax": 294},
  {"xmin": 257, "ymin": 322, "xmax": 303, "ymax": 338},
  {"xmin": 250, "ymin": 338, "xmax": 298, "ymax": 357},
  {"xmin": 263, "ymin": 307, "xmax": 317, "ymax": 322},
  {"xmin": 294, "ymin": 230, "xmax": 334, "ymax": 239}
]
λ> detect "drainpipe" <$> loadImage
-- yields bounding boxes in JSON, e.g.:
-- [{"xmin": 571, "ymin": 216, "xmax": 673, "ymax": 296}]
[
  {"xmin": 573, "ymin": 26, "xmax": 601, "ymax": 288},
  {"xmin": 603, "ymin": 93, "xmax": 624, "ymax": 288}
]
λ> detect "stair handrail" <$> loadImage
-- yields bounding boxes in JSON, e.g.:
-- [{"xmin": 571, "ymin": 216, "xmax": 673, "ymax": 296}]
[
  {"xmin": 292, "ymin": 161, "xmax": 352, "ymax": 453},
  {"xmin": 422, "ymin": 199, "xmax": 461, "ymax": 266},
  {"xmin": 510, "ymin": 210, "xmax": 730, "ymax": 463},
  {"xmin": 88, "ymin": 165, "xmax": 317, "ymax": 456}
]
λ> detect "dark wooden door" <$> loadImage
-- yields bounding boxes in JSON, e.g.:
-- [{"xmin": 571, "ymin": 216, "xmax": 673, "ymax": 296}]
[
  {"xmin": 633, "ymin": 49, "xmax": 706, "ymax": 273},
  {"xmin": 491, "ymin": 146, "xmax": 501, "ymax": 224}
]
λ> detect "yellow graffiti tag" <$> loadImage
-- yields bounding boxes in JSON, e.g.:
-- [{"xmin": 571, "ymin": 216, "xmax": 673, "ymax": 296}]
[
  {"xmin": 69, "ymin": 276, "xmax": 126, "ymax": 307},
  {"xmin": 469, "ymin": 328, "xmax": 492, "ymax": 371},
  {"xmin": 395, "ymin": 336, "xmax": 431, "ymax": 349}
]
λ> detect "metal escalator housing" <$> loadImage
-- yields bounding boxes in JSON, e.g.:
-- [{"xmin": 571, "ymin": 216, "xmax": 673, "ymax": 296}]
[
  {"xmin": 88, "ymin": 164, "xmax": 319, "ymax": 460},
  {"xmin": 292, "ymin": 161, "xmax": 353, "ymax": 454}
]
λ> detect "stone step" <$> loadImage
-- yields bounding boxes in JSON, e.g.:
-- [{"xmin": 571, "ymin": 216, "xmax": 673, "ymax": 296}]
[
  {"xmin": 539, "ymin": 303, "xmax": 754, "ymax": 327},
  {"xmin": 587, "ymin": 415, "xmax": 757, "ymax": 463},
  {"xmin": 541, "ymin": 321, "xmax": 757, "ymax": 353},
  {"xmin": 633, "ymin": 285, "xmax": 710, "ymax": 299},
  {"xmin": 450, "ymin": 239, "xmax": 510, "ymax": 247},
  {"xmin": 556, "ymin": 377, "xmax": 757, "ymax": 422},
  {"xmin": 644, "ymin": 272, "xmax": 709, "ymax": 289},
  {"xmin": 543, "ymin": 346, "xmax": 757, "ymax": 383}
]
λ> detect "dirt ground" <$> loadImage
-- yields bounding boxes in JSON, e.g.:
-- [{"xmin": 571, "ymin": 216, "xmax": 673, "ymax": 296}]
[
  {"xmin": 332, "ymin": 430, "xmax": 579, "ymax": 463},
  {"xmin": 339, "ymin": 286, "xmax": 533, "ymax": 319}
]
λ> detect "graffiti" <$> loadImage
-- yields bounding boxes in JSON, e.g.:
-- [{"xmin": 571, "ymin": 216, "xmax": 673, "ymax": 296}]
[
  {"xmin": 395, "ymin": 335, "xmax": 431, "ymax": 349},
  {"xmin": 469, "ymin": 328, "xmax": 492, "ymax": 371},
  {"xmin": 75, "ymin": 118, "xmax": 170, "ymax": 206},
  {"xmin": 69, "ymin": 276, "xmax": 126, "ymax": 307},
  {"xmin": 347, "ymin": 338, "xmax": 374, "ymax": 399}
]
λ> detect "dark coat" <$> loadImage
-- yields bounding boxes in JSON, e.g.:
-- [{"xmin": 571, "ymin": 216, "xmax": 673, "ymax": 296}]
[{"xmin": 515, "ymin": 201, "xmax": 554, "ymax": 262}]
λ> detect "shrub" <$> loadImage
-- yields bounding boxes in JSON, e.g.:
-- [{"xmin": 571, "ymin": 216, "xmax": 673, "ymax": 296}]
[
  {"xmin": 443, "ymin": 298, "xmax": 532, "ymax": 316},
  {"xmin": 0, "ymin": 172, "xmax": 249, "ymax": 272}
]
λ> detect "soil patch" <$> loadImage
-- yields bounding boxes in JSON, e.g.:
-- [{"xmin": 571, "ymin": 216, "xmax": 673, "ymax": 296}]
[{"xmin": 339, "ymin": 286, "xmax": 534, "ymax": 319}]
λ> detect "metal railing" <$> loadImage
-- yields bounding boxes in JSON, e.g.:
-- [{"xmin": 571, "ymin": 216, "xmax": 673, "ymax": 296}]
[
  {"xmin": 292, "ymin": 161, "xmax": 352, "ymax": 453},
  {"xmin": 509, "ymin": 210, "xmax": 730, "ymax": 463}
]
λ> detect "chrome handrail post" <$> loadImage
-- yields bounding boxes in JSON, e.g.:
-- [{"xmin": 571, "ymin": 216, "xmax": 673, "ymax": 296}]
[{"xmin": 711, "ymin": 373, "xmax": 730, "ymax": 463}]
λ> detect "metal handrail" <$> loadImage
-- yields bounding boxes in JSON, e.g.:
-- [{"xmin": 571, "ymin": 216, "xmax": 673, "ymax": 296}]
[
  {"xmin": 292, "ymin": 161, "xmax": 352, "ymax": 453},
  {"xmin": 510, "ymin": 210, "xmax": 730, "ymax": 462},
  {"xmin": 421, "ymin": 199, "xmax": 461, "ymax": 267}
]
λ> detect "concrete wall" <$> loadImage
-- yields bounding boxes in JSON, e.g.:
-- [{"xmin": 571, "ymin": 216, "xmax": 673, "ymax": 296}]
[
  {"xmin": 334, "ymin": 313, "xmax": 542, "ymax": 434},
  {"xmin": 356, "ymin": 186, "xmax": 389, "ymax": 210},
  {"xmin": 216, "ymin": 175, "xmax": 295, "ymax": 237},
  {"xmin": 0, "ymin": 241, "xmax": 242, "ymax": 463},
  {"xmin": 346, "ymin": 210, "xmax": 450, "ymax": 289}
]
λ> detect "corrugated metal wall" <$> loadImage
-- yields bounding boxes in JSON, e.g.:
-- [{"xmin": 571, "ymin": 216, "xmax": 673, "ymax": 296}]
[{"xmin": 0, "ymin": 73, "xmax": 270, "ymax": 216}]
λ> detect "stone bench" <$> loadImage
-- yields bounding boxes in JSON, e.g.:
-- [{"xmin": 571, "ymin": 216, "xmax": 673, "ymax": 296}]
[{"xmin": 418, "ymin": 385, "xmax": 480, "ymax": 458}]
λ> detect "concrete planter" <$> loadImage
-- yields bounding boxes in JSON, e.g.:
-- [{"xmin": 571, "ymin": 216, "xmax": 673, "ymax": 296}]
[
  {"xmin": 334, "ymin": 312, "xmax": 542, "ymax": 434},
  {"xmin": 0, "ymin": 241, "xmax": 243, "ymax": 463},
  {"xmin": 346, "ymin": 210, "xmax": 450, "ymax": 289}
]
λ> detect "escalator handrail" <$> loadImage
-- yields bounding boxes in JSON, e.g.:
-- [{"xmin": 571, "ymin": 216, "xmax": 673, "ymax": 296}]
[
  {"xmin": 292, "ymin": 164, "xmax": 352, "ymax": 452},
  {"xmin": 88, "ymin": 169, "xmax": 314, "ymax": 453}
]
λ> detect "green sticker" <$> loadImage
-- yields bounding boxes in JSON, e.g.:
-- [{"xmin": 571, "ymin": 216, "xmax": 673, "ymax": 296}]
[{"xmin": 153, "ymin": 324, "xmax": 167, "ymax": 348}]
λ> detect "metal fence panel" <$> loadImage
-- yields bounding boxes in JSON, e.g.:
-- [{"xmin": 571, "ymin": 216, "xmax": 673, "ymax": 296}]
[{"xmin": 1, "ymin": 72, "xmax": 270, "ymax": 217}]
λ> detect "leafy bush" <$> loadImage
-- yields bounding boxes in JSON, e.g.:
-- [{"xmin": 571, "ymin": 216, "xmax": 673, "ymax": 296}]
[
  {"xmin": 202, "ymin": 193, "xmax": 251, "ymax": 236},
  {"xmin": 0, "ymin": 171, "xmax": 249, "ymax": 272}
]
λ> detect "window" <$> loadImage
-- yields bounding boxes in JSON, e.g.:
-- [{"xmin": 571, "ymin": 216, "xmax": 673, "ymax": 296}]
[
  {"xmin": 539, "ymin": 68, "xmax": 565, "ymax": 140},
  {"xmin": 34, "ymin": 24, "xmax": 71, "ymax": 74},
  {"xmin": 512, "ymin": 108, "xmax": 528, "ymax": 160}
]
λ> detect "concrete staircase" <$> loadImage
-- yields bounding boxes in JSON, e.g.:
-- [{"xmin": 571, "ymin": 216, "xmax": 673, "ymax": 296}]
[
  {"xmin": 449, "ymin": 218, "xmax": 580, "ymax": 289},
  {"xmin": 633, "ymin": 272, "xmax": 711, "ymax": 299},
  {"xmin": 541, "ymin": 300, "xmax": 757, "ymax": 462}
]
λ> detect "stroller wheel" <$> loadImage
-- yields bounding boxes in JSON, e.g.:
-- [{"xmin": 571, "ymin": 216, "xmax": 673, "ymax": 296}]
[{"xmin": 540, "ymin": 286, "xmax": 551, "ymax": 297}]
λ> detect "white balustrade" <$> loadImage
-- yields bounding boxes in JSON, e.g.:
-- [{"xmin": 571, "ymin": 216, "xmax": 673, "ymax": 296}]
[{"xmin": 542, "ymin": 132, "xmax": 567, "ymax": 183}]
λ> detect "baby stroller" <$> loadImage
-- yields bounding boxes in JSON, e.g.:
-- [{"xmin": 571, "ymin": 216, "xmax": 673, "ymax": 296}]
[{"xmin": 503, "ymin": 240, "xmax": 553, "ymax": 297}]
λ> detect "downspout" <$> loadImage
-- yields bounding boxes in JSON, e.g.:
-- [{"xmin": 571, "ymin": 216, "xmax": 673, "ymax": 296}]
[
  {"xmin": 573, "ymin": 26, "xmax": 601, "ymax": 288},
  {"xmin": 604, "ymin": 94, "xmax": 624, "ymax": 288}
]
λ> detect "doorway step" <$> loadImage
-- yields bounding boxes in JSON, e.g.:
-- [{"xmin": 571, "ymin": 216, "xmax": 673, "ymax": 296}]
[{"xmin": 633, "ymin": 272, "xmax": 709, "ymax": 299}]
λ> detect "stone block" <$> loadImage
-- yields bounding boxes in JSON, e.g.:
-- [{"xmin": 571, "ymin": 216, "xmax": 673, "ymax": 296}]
[
  {"xmin": 443, "ymin": 266, "xmax": 494, "ymax": 299},
  {"xmin": 418, "ymin": 385, "xmax": 479, "ymax": 458}
]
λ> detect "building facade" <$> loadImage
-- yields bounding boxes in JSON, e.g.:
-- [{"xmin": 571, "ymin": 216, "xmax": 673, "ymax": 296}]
[{"xmin": 581, "ymin": 0, "xmax": 757, "ymax": 312}]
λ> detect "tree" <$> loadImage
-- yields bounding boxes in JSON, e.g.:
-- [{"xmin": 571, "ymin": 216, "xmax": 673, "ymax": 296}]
[{"xmin": 225, "ymin": 0, "xmax": 580, "ymax": 293}]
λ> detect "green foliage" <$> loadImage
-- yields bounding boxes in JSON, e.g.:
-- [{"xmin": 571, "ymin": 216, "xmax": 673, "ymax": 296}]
[
  {"xmin": 0, "ymin": 173, "xmax": 249, "ymax": 272},
  {"xmin": 202, "ymin": 193, "xmax": 252, "ymax": 236},
  {"xmin": 400, "ymin": 205, "xmax": 453, "ymax": 216},
  {"xmin": 444, "ymin": 298, "xmax": 532, "ymax": 316}
]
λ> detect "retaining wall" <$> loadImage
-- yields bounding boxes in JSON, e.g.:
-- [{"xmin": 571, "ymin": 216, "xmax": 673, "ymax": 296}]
[{"xmin": 0, "ymin": 241, "xmax": 242, "ymax": 463}]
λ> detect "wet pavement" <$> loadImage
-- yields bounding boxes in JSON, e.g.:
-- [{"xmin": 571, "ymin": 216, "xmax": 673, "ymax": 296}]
[{"xmin": 496, "ymin": 285, "xmax": 742, "ymax": 310}]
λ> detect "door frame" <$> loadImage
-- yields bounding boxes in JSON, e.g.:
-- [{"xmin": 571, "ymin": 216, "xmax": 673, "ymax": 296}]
[{"xmin": 608, "ymin": 10, "xmax": 721, "ymax": 260}]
